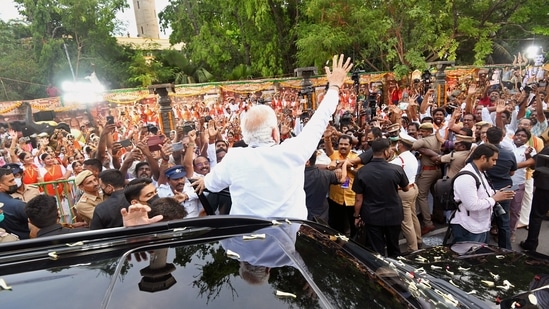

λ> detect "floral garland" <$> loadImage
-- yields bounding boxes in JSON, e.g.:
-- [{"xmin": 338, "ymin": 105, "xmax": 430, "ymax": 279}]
[
  {"xmin": 0, "ymin": 101, "xmax": 23, "ymax": 114},
  {"xmin": 104, "ymin": 93, "xmax": 148, "ymax": 105}
]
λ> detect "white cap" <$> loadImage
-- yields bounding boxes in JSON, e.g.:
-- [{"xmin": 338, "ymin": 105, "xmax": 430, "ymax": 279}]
[{"xmin": 399, "ymin": 131, "xmax": 417, "ymax": 145}]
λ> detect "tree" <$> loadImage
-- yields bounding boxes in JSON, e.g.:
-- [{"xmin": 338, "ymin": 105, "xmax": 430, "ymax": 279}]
[
  {"xmin": 159, "ymin": 50, "xmax": 213, "ymax": 85},
  {"xmin": 160, "ymin": 0, "xmax": 549, "ymax": 80},
  {"xmin": 0, "ymin": 20, "xmax": 43, "ymax": 100},
  {"xmin": 159, "ymin": 0, "xmax": 299, "ymax": 80},
  {"xmin": 14, "ymin": 0, "xmax": 131, "ymax": 88},
  {"xmin": 296, "ymin": 0, "xmax": 549, "ymax": 76}
]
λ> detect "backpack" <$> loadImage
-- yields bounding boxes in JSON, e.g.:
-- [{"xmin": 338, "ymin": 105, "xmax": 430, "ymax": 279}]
[{"xmin": 433, "ymin": 170, "xmax": 480, "ymax": 211}]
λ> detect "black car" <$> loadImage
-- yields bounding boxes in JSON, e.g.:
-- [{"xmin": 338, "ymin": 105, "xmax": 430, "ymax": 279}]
[{"xmin": 0, "ymin": 216, "xmax": 546, "ymax": 308}]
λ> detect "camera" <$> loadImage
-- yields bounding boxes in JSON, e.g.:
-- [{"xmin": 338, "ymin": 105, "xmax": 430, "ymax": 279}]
[
  {"xmin": 493, "ymin": 202, "xmax": 506, "ymax": 217},
  {"xmin": 340, "ymin": 111, "xmax": 353, "ymax": 128},
  {"xmin": 182, "ymin": 122, "xmax": 196, "ymax": 135}
]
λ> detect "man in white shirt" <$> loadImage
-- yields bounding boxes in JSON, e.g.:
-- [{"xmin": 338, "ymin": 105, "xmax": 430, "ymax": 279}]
[
  {"xmin": 450, "ymin": 144, "xmax": 515, "ymax": 243},
  {"xmin": 193, "ymin": 55, "xmax": 353, "ymax": 220},
  {"xmin": 390, "ymin": 132, "xmax": 421, "ymax": 252},
  {"xmin": 157, "ymin": 165, "xmax": 202, "ymax": 218}
]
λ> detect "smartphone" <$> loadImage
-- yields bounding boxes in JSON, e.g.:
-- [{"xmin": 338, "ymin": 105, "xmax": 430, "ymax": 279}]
[
  {"xmin": 106, "ymin": 116, "xmax": 114, "ymax": 125},
  {"xmin": 147, "ymin": 135, "xmax": 165, "ymax": 152},
  {"xmin": 172, "ymin": 142, "xmax": 184, "ymax": 152},
  {"xmin": 119, "ymin": 139, "xmax": 132, "ymax": 148},
  {"xmin": 501, "ymin": 185, "xmax": 518, "ymax": 192}
]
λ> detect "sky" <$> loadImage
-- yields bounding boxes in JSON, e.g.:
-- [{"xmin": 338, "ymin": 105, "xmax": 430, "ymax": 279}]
[{"xmin": 0, "ymin": 0, "xmax": 171, "ymax": 38}]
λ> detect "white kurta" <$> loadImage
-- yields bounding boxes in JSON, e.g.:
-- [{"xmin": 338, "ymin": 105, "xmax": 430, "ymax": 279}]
[{"xmin": 204, "ymin": 89, "xmax": 340, "ymax": 220}]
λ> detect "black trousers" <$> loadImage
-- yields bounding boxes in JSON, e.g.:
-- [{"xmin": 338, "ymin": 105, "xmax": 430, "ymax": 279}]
[
  {"xmin": 365, "ymin": 224, "xmax": 401, "ymax": 257},
  {"xmin": 328, "ymin": 198, "xmax": 356, "ymax": 238},
  {"xmin": 523, "ymin": 188, "xmax": 549, "ymax": 250}
]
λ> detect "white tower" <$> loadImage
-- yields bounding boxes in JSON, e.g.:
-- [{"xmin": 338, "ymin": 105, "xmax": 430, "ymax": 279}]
[{"xmin": 132, "ymin": 0, "xmax": 160, "ymax": 39}]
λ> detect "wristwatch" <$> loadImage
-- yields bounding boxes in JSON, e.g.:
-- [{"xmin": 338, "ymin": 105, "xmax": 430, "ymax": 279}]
[
  {"xmin": 353, "ymin": 214, "xmax": 361, "ymax": 219},
  {"xmin": 336, "ymin": 160, "xmax": 340, "ymax": 165}
]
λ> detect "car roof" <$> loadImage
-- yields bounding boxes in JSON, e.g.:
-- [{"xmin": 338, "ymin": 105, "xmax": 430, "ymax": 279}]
[{"xmin": 0, "ymin": 216, "xmax": 493, "ymax": 308}]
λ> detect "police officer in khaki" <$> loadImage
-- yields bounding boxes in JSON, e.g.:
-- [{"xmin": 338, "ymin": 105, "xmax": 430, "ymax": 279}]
[
  {"xmin": 2, "ymin": 163, "xmax": 41, "ymax": 203},
  {"xmin": 412, "ymin": 122, "xmax": 442, "ymax": 235},
  {"xmin": 391, "ymin": 132, "xmax": 421, "ymax": 252},
  {"xmin": 74, "ymin": 170, "xmax": 103, "ymax": 225}
]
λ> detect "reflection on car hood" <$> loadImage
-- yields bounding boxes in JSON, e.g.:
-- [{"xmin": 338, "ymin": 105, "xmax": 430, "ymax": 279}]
[
  {"xmin": 402, "ymin": 242, "xmax": 549, "ymax": 308},
  {"xmin": 4, "ymin": 216, "xmax": 542, "ymax": 308},
  {"xmin": 0, "ymin": 217, "xmax": 416, "ymax": 309}
]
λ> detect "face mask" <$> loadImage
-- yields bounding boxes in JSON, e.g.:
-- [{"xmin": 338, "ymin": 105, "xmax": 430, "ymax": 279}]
[
  {"xmin": 102, "ymin": 188, "xmax": 111, "ymax": 197},
  {"xmin": 14, "ymin": 177, "xmax": 22, "ymax": 188},
  {"xmin": 5, "ymin": 185, "xmax": 18, "ymax": 195},
  {"xmin": 146, "ymin": 194, "xmax": 160, "ymax": 206},
  {"xmin": 0, "ymin": 212, "xmax": 4, "ymax": 223},
  {"xmin": 389, "ymin": 136, "xmax": 399, "ymax": 142}
]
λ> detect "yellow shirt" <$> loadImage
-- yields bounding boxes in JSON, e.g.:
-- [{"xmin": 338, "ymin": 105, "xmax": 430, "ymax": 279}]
[{"xmin": 328, "ymin": 151, "xmax": 360, "ymax": 206}]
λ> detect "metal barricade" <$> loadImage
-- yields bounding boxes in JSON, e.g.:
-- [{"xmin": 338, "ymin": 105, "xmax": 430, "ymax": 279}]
[{"xmin": 34, "ymin": 179, "xmax": 79, "ymax": 224}]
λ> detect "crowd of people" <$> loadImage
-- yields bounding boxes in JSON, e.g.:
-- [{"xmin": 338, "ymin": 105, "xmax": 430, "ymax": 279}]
[{"xmin": 0, "ymin": 54, "xmax": 548, "ymax": 260}]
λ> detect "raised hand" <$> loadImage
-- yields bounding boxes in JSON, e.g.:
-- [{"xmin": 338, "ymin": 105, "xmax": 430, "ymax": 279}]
[
  {"xmin": 188, "ymin": 129, "xmax": 197, "ymax": 143},
  {"xmin": 325, "ymin": 54, "xmax": 353, "ymax": 88},
  {"xmin": 495, "ymin": 100, "xmax": 506, "ymax": 114},
  {"xmin": 121, "ymin": 204, "xmax": 163, "ymax": 227},
  {"xmin": 467, "ymin": 84, "xmax": 477, "ymax": 95}
]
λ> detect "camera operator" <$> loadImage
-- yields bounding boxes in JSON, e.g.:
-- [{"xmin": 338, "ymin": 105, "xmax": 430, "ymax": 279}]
[{"xmin": 450, "ymin": 144, "xmax": 515, "ymax": 244}]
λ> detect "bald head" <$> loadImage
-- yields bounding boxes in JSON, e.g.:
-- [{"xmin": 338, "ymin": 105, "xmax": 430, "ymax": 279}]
[{"xmin": 241, "ymin": 105, "xmax": 279, "ymax": 145}]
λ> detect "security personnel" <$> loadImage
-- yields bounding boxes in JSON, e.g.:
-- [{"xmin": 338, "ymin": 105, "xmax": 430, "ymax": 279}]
[
  {"xmin": 2, "ymin": 163, "xmax": 41, "ymax": 203},
  {"xmin": 157, "ymin": 165, "xmax": 202, "ymax": 218},
  {"xmin": 391, "ymin": 132, "xmax": 420, "ymax": 252},
  {"xmin": 74, "ymin": 170, "xmax": 103, "ymax": 225},
  {"xmin": 413, "ymin": 122, "xmax": 442, "ymax": 234}
]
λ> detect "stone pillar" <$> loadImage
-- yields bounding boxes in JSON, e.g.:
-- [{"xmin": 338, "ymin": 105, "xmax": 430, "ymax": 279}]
[{"xmin": 148, "ymin": 83, "xmax": 176, "ymax": 136}]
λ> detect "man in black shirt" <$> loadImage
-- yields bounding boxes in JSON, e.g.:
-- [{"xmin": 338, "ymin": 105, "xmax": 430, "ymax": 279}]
[
  {"xmin": 90, "ymin": 170, "xmax": 129, "ymax": 229},
  {"xmin": 26, "ymin": 195, "xmax": 87, "ymax": 237},
  {"xmin": 304, "ymin": 151, "xmax": 346, "ymax": 222},
  {"xmin": 352, "ymin": 139, "xmax": 409, "ymax": 257},
  {"xmin": 521, "ymin": 146, "xmax": 549, "ymax": 251},
  {"xmin": 486, "ymin": 127, "xmax": 517, "ymax": 249}
]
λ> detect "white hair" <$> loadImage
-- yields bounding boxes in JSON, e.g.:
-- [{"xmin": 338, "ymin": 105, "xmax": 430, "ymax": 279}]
[
  {"xmin": 241, "ymin": 105, "xmax": 278, "ymax": 145},
  {"xmin": 239, "ymin": 262, "xmax": 270, "ymax": 285}
]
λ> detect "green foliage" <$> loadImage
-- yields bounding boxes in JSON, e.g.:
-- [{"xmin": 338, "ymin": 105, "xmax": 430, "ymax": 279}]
[
  {"xmin": 2, "ymin": 0, "xmax": 549, "ymax": 99},
  {"xmin": 0, "ymin": 20, "xmax": 43, "ymax": 100},
  {"xmin": 127, "ymin": 51, "xmax": 173, "ymax": 87},
  {"xmin": 12, "ymin": 0, "xmax": 131, "ymax": 89},
  {"xmin": 160, "ymin": 0, "xmax": 299, "ymax": 80}
]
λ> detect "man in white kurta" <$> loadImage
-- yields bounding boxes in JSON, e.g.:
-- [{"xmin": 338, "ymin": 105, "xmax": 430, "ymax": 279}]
[{"xmin": 197, "ymin": 55, "xmax": 353, "ymax": 220}]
